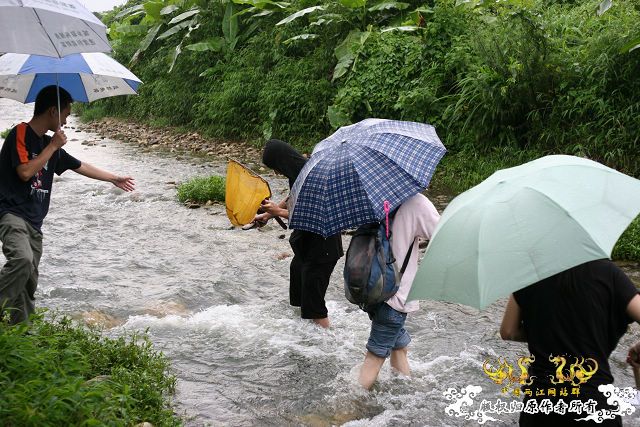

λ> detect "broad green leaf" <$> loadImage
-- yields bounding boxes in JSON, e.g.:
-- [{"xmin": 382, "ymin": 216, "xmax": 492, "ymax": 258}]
[
  {"xmin": 112, "ymin": 23, "xmax": 148, "ymax": 36},
  {"xmin": 276, "ymin": 5, "xmax": 325, "ymax": 26},
  {"xmin": 368, "ymin": 2, "xmax": 409, "ymax": 12},
  {"xmin": 620, "ymin": 37, "xmax": 640, "ymax": 53},
  {"xmin": 168, "ymin": 43, "xmax": 183, "ymax": 73},
  {"xmin": 252, "ymin": 9, "xmax": 275, "ymax": 17},
  {"xmin": 332, "ymin": 52, "xmax": 354, "ymax": 80},
  {"xmin": 233, "ymin": 7, "xmax": 275, "ymax": 18},
  {"xmin": 143, "ymin": 1, "xmax": 164, "ymax": 21},
  {"xmin": 339, "ymin": 0, "xmax": 366, "ymax": 9},
  {"xmin": 597, "ymin": 0, "xmax": 612, "ymax": 16},
  {"xmin": 412, "ymin": 7, "xmax": 434, "ymax": 14},
  {"xmin": 199, "ymin": 67, "xmax": 218, "ymax": 77},
  {"xmin": 131, "ymin": 24, "xmax": 162, "ymax": 63},
  {"xmin": 185, "ymin": 38, "xmax": 225, "ymax": 51},
  {"xmin": 310, "ymin": 18, "xmax": 333, "ymax": 26},
  {"xmin": 332, "ymin": 29, "xmax": 370, "ymax": 80},
  {"xmin": 232, "ymin": 0, "xmax": 289, "ymax": 8},
  {"xmin": 334, "ymin": 30, "xmax": 362, "ymax": 60},
  {"xmin": 157, "ymin": 19, "xmax": 195, "ymax": 39},
  {"xmin": 115, "ymin": 4, "xmax": 145, "ymax": 19},
  {"xmin": 455, "ymin": 0, "xmax": 480, "ymax": 8},
  {"xmin": 380, "ymin": 25, "xmax": 420, "ymax": 32},
  {"xmin": 327, "ymin": 105, "xmax": 351, "ymax": 129},
  {"xmin": 161, "ymin": 5, "xmax": 180, "ymax": 15},
  {"xmin": 316, "ymin": 13, "xmax": 343, "ymax": 19},
  {"xmin": 223, "ymin": 3, "xmax": 239, "ymax": 48},
  {"xmin": 283, "ymin": 33, "xmax": 318, "ymax": 44},
  {"xmin": 242, "ymin": 21, "xmax": 261, "ymax": 42},
  {"xmin": 168, "ymin": 9, "xmax": 200, "ymax": 25}
]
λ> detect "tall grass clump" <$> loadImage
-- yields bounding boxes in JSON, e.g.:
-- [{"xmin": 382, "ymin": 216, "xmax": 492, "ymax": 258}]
[
  {"xmin": 177, "ymin": 175, "xmax": 226, "ymax": 203},
  {"xmin": 0, "ymin": 313, "xmax": 180, "ymax": 426},
  {"xmin": 613, "ymin": 216, "xmax": 640, "ymax": 261}
]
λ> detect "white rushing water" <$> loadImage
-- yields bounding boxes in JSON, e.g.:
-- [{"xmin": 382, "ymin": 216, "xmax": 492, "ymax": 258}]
[{"xmin": 1, "ymin": 98, "xmax": 639, "ymax": 426}]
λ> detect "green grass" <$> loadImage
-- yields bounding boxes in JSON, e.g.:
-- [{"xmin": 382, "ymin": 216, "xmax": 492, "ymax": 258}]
[
  {"xmin": 435, "ymin": 146, "xmax": 543, "ymax": 194},
  {"xmin": 176, "ymin": 176, "xmax": 225, "ymax": 204},
  {"xmin": 0, "ymin": 312, "xmax": 181, "ymax": 426},
  {"xmin": 1, "ymin": 128, "xmax": 11, "ymax": 139},
  {"xmin": 613, "ymin": 216, "xmax": 640, "ymax": 261},
  {"xmin": 74, "ymin": 103, "xmax": 112, "ymax": 123}
]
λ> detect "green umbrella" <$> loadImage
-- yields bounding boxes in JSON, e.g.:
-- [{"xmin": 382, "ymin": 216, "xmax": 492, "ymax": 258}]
[{"xmin": 408, "ymin": 155, "xmax": 640, "ymax": 310}]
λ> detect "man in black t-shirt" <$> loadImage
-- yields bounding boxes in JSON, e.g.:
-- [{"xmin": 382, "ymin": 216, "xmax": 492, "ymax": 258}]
[
  {"xmin": 0, "ymin": 86, "xmax": 135, "ymax": 324},
  {"xmin": 500, "ymin": 259, "xmax": 640, "ymax": 426}
]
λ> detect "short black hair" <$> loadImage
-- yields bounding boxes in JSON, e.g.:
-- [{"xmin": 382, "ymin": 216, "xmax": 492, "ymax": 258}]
[{"xmin": 34, "ymin": 86, "xmax": 73, "ymax": 116}]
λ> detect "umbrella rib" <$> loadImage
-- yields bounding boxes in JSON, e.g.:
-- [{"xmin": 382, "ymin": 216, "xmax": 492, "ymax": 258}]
[{"xmin": 31, "ymin": 8, "xmax": 62, "ymax": 57}]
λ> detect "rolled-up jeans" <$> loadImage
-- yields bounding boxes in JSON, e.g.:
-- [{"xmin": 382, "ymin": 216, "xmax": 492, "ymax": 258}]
[{"xmin": 0, "ymin": 213, "xmax": 42, "ymax": 324}]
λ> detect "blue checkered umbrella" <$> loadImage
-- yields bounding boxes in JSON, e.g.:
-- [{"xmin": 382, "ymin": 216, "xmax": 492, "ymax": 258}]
[{"xmin": 288, "ymin": 119, "xmax": 446, "ymax": 237}]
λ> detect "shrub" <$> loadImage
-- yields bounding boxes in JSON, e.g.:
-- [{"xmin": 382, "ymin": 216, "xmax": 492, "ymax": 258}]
[{"xmin": 0, "ymin": 313, "xmax": 180, "ymax": 426}]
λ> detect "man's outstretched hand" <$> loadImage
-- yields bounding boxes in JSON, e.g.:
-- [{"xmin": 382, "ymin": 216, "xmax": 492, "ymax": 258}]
[{"xmin": 112, "ymin": 176, "xmax": 135, "ymax": 192}]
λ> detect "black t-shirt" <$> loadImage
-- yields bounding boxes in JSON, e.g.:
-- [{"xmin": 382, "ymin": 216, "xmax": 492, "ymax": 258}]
[
  {"xmin": 0, "ymin": 123, "xmax": 81, "ymax": 232},
  {"xmin": 514, "ymin": 259, "xmax": 638, "ymax": 402}
]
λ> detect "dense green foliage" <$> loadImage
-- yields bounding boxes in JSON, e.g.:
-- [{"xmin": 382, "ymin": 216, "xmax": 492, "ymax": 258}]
[
  {"xmin": 177, "ymin": 175, "xmax": 226, "ymax": 203},
  {"xmin": 613, "ymin": 217, "xmax": 640, "ymax": 261},
  {"xmin": 0, "ymin": 313, "xmax": 180, "ymax": 426},
  {"xmin": 88, "ymin": 0, "xmax": 640, "ymax": 171},
  {"xmin": 83, "ymin": 0, "xmax": 639, "ymax": 258}
]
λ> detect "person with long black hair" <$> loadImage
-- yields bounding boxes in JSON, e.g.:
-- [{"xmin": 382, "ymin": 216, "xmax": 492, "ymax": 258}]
[{"xmin": 253, "ymin": 139, "xmax": 343, "ymax": 328}]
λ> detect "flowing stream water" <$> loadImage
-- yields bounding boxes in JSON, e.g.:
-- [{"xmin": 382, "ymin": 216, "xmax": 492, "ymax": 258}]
[{"xmin": 1, "ymin": 98, "xmax": 640, "ymax": 426}]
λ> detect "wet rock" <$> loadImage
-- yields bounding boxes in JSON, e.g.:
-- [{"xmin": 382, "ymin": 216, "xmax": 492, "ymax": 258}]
[
  {"xmin": 143, "ymin": 301, "xmax": 190, "ymax": 317},
  {"xmin": 135, "ymin": 423, "xmax": 154, "ymax": 427},
  {"xmin": 185, "ymin": 202, "xmax": 200, "ymax": 209},
  {"xmin": 80, "ymin": 310, "xmax": 122, "ymax": 328}
]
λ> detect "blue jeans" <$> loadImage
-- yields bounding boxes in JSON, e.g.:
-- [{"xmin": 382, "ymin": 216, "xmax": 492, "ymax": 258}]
[{"xmin": 366, "ymin": 303, "xmax": 410, "ymax": 358}]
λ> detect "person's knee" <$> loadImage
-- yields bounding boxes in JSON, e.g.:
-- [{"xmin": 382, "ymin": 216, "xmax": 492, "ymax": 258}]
[
  {"xmin": 393, "ymin": 346, "xmax": 408, "ymax": 356},
  {"xmin": 9, "ymin": 253, "xmax": 34, "ymax": 272}
]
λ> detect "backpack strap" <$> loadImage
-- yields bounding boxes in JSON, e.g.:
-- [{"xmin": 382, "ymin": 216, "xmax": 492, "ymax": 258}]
[{"xmin": 399, "ymin": 241, "xmax": 415, "ymax": 275}]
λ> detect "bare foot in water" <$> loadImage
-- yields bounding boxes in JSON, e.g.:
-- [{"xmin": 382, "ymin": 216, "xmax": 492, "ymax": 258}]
[{"xmin": 313, "ymin": 317, "xmax": 330, "ymax": 328}]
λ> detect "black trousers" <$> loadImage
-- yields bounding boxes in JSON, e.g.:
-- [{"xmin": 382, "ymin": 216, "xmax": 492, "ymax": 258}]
[{"xmin": 289, "ymin": 255, "xmax": 338, "ymax": 319}]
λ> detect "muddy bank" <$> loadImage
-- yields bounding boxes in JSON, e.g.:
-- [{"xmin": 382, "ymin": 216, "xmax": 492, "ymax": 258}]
[
  {"xmin": 76, "ymin": 117, "xmax": 264, "ymax": 166},
  {"xmin": 76, "ymin": 116, "xmax": 454, "ymax": 212}
]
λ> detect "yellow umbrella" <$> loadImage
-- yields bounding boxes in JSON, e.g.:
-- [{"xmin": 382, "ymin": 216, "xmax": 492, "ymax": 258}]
[{"xmin": 225, "ymin": 159, "xmax": 272, "ymax": 227}]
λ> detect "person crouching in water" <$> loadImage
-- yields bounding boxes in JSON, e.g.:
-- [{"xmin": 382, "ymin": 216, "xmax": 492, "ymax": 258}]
[{"xmin": 254, "ymin": 139, "xmax": 343, "ymax": 328}]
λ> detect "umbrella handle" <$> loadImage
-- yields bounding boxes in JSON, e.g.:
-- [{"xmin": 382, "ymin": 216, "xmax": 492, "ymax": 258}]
[{"xmin": 56, "ymin": 74, "xmax": 61, "ymax": 131}]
